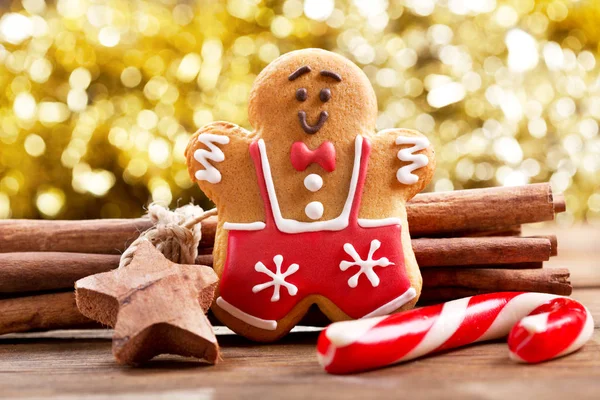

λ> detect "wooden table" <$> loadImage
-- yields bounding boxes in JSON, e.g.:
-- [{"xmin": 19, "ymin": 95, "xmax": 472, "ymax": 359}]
[{"xmin": 0, "ymin": 225, "xmax": 598, "ymax": 399}]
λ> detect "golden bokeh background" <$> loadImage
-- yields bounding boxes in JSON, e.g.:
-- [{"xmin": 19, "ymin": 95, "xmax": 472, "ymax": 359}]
[{"xmin": 0, "ymin": 0, "xmax": 599, "ymax": 225}]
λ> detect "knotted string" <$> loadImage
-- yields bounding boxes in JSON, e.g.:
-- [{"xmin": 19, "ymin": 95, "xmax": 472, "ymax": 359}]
[{"xmin": 119, "ymin": 203, "xmax": 217, "ymax": 269}]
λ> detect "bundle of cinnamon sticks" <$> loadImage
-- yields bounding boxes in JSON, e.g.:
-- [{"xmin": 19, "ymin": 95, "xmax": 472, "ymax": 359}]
[{"xmin": 0, "ymin": 183, "xmax": 567, "ymax": 335}]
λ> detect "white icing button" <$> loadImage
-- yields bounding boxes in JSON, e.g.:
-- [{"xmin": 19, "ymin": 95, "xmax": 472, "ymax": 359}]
[
  {"xmin": 305, "ymin": 201, "xmax": 324, "ymax": 220},
  {"xmin": 304, "ymin": 174, "xmax": 323, "ymax": 192}
]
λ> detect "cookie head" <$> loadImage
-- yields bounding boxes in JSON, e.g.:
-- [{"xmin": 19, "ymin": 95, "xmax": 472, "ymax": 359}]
[{"xmin": 248, "ymin": 49, "xmax": 378, "ymax": 142}]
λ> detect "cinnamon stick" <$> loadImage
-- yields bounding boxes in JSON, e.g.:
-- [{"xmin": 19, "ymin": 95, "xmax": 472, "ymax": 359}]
[
  {"xmin": 0, "ymin": 292, "xmax": 94, "ymax": 335},
  {"xmin": 0, "ymin": 184, "xmax": 562, "ymax": 254},
  {"xmin": 413, "ymin": 237, "xmax": 552, "ymax": 267},
  {"xmin": 421, "ymin": 268, "xmax": 571, "ymax": 295},
  {"xmin": 408, "ymin": 183, "xmax": 562, "ymax": 236},
  {"xmin": 0, "ymin": 266, "xmax": 571, "ymax": 335},
  {"xmin": 0, "ymin": 237, "xmax": 554, "ymax": 293}
]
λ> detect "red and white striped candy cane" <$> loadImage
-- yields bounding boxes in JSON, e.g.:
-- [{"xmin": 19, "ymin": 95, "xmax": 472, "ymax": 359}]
[{"xmin": 317, "ymin": 292, "xmax": 593, "ymax": 374}]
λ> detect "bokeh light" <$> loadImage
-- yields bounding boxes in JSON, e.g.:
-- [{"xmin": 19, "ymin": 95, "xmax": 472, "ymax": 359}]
[{"xmin": 0, "ymin": 0, "xmax": 598, "ymax": 225}]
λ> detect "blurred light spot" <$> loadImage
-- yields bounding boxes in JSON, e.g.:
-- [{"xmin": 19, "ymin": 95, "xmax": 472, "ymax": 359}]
[
  {"xmin": 0, "ymin": 13, "xmax": 32, "ymax": 44},
  {"xmin": 353, "ymin": 44, "xmax": 374, "ymax": 65},
  {"xmin": 121, "ymin": 67, "xmax": 142, "ymax": 88},
  {"xmin": 24, "ymin": 134, "xmax": 46, "ymax": 157},
  {"xmin": 177, "ymin": 53, "xmax": 202, "ymax": 82},
  {"xmin": 521, "ymin": 158, "xmax": 541, "ymax": 177},
  {"xmin": 69, "ymin": 68, "xmax": 92, "ymax": 89},
  {"xmin": 550, "ymin": 170, "xmax": 571, "ymax": 192},
  {"xmin": 427, "ymin": 82, "xmax": 465, "ymax": 108},
  {"xmin": 528, "ymin": 118, "xmax": 547, "ymax": 138},
  {"xmin": 304, "ymin": 0, "xmax": 334, "ymax": 21},
  {"xmin": 475, "ymin": 162, "xmax": 494, "ymax": 181},
  {"xmin": 258, "ymin": 43, "xmax": 280, "ymax": 63},
  {"xmin": 72, "ymin": 163, "xmax": 116, "ymax": 197},
  {"xmin": 271, "ymin": 16, "xmax": 293, "ymax": 38},
  {"xmin": 415, "ymin": 113, "xmax": 435, "ymax": 133},
  {"xmin": 428, "ymin": 24, "xmax": 453, "ymax": 45},
  {"xmin": 376, "ymin": 68, "xmax": 397, "ymax": 88},
  {"xmin": 23, "ymin": 0, "xmax": 46, "ymax": 14},
  {"xmin": 394, "ymin": 48, "xmax": 417, "ymax": 69},
  {"xmin": 144, "ymin": 77, "xmax": 169, "ymax": 101},
  {"xmin": 494, "ymin": 136, "xmax": 523, "ymax": 165},
  {"xmin": 588, "ymin": 194, "xmax": 600, "ymax": 212},
  {"xmin": 505, "ymin": 29, "xmax": 538, "ymax": 72},
  {"xmin": 36, "ymin": 188, "xmax": 65, "ymax": 218},
  {"xmin": 38, "ymin": 102, "xmax": 70, "ymax": 123},
  {"xmin": 67, "ymin": 90, "xmax": 88, "ymax": 112},
  {"xmin": 149, "ymin": 138, "xmax": 171, "ymax": 165},
  {"xmin": 173, "ymin": 4, "xmax": 194, "ymax": 25},
  {"xmin": 126, "ymin": 159, "xmax": 148, "ymax": 178},
  {"xmin": 494, "ymin": 5, "xmax": 518, "ymax": 27},
  {"xmin": 555, "ymin": 97, "xmax": 576, "ymax": 119},
  {"xmin": 193, "ymin": 109, "xmax": 214, "ymax": 128},
  {"xmin": 0, "ymin": 192, "xmax": 9, "ymax": 219},
  {"xmin": 232, "ymin": 37, "xmax": 255, "ymax": 57},
  {"xmin": 461, "ymin": 72, "xmax": 481, "ymax": 92},
  {"xmin": 99, "ymin": 26, "xmax": 120, "ymax": 47},
  {"xmin": 28, "ymin": 58, "xmax": 52, "ymax": 83},
  {"xmin": 579, "ymin": 119, "xmax": 598, "ymax": 138},
  {"xmin": 547, "ymin": 1, "xmax": 568, "ymax": 22},
  {"xmin": 284, "ymin": 0, "xmax": 304, "ymax": 19},
  {"xmin": 577, "ymin": 51, "xmax": 595, "ymax": 71},
  {"xmin": 434, "ymin": 178, "xmax": 454, "ymax": 192},
  {"xmin": 57, "ymin": 0, "xmax": 86, "ymax": 18},
  {"xmin": 406, "ymin": 0, "xmax": 435, "ymax": 16},
  {"xmin": 174, "ymin": 169, "xmax": 194, "ymax": 189},
  {"xmin": 503, "ymin": 170, "xmax": 528, "ymax": 186},
  {"xmin": 448, "ymin": 0, "xmax": 496, "ymax": 15},
  {"xmin": 543, "ymin": 42, "xmax": 563, "ymax": 71},
  {"xmin": 137, "ymin": 110, "xmax": 158, "ymax": 130},
  {"xmin": 13, "ymin": 93, "xmax": 37, "ymax": 120},
  {"xmin": 87, "ymin": 5, "xmax": 112, "ymax": 27}
]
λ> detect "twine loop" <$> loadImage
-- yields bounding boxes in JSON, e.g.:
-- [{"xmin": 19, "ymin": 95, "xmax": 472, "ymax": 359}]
[{"xmin": 119, "ymin": 203, "xmax": 217, "ymax": 268}]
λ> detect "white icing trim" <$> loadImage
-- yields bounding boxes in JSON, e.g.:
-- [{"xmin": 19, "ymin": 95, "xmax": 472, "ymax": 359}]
[
  {"xmin": 339, "ymin": 239, "xmax": 394, "ymax": 288},
  {"xmin": 257, "ymin": 136, "xmax": 364, "ymax": 233},
  {"xmin": 305, "ymin": 201, "xmax": 324, "ymax": 220},
  {"xmin": 361, "ymin": 287, "xmax": 417, "ymax": 319},
  {"xmin": 357, "ymin": 218, "xmax": 402, "ymax": 228},
  {"xmin": 193, "ymin": 133, "xmax": 230, "ymax": 184},
  {"xmin": 223, "ymin": 222, "xmax": 266, "ymax": 231},
  {"xmin": 251, "ymin": 255, "xmax": 299, "ymax": 302},
  {"xmin": 304, "ymin": 174, "xmax": 323, "ymax": 192},
  {"xmin": 394, "ymin": 135, "xmax": 430, "ymax": 185},
  {"xmin": 216, "ymin": 297, "xmax": 277, "ymax": 331}
]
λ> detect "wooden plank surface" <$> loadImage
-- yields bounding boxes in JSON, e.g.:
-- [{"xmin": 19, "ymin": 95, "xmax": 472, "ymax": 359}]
[
  {"xmin": 0, "ymin": 287, "xmax": 597, "ymax": 400},
  {"xmin": 0, "ymin": 224, "xmax": 598, "ymax": 399}
]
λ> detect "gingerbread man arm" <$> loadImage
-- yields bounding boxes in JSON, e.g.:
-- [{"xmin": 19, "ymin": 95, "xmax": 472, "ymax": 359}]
[
  {"xmin": 185, "ymin": 121, "xmax": 255, "ymax": 204},
  {"xmin": 368, "ymin": 128, "xmax": 436, "ymax": 201}
]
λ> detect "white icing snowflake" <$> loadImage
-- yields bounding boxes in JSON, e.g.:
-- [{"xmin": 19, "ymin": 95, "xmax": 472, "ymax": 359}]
[
  {"xmin": 339, "ymin": 240, "xmax": 394, "ymax": 288},
  {"xmin": 252, "ymin": 255, "xmax": 299, "ymax": 302}
]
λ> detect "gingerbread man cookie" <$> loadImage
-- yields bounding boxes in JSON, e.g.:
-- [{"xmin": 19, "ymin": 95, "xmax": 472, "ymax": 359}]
[{"xmin": 186, "ymin": 49, "xmax": 435, "ymax": 341}]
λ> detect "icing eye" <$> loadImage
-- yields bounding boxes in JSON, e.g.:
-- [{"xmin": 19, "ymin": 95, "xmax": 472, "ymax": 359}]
[
  {"xmin": 320, "ymin": 88, "xmax": 331, "ymax": 102},
  {"xmin": 296, "ymin": 88, "xmax": 307, "ymax": 102}
]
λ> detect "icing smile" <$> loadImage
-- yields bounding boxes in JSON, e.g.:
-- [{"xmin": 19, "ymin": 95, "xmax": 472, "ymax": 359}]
[{"xmin": 298, "ymin": 110, "xmax": 328, "ymax": 134}]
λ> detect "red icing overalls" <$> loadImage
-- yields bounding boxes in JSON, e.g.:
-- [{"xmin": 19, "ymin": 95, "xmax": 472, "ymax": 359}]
[{"xmin": 217, "ymin": 136, "xmax": 414, "ymax": 330}]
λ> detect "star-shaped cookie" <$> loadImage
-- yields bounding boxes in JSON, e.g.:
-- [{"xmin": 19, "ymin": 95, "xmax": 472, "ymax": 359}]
[{"xmin": 75, "ymin": 241, "xmax": 219, "ymax": 365}]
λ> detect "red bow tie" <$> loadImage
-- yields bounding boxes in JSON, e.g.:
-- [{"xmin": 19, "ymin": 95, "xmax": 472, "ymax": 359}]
[{"xmin": 290, "ymin": 141, "xmax": 336, "ymax": 172}]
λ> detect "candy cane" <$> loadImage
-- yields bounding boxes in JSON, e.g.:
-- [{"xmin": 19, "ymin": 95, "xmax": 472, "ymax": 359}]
[{"xmin": 317, "ymin": 292, "xmax": 594, "ymax": 374}]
